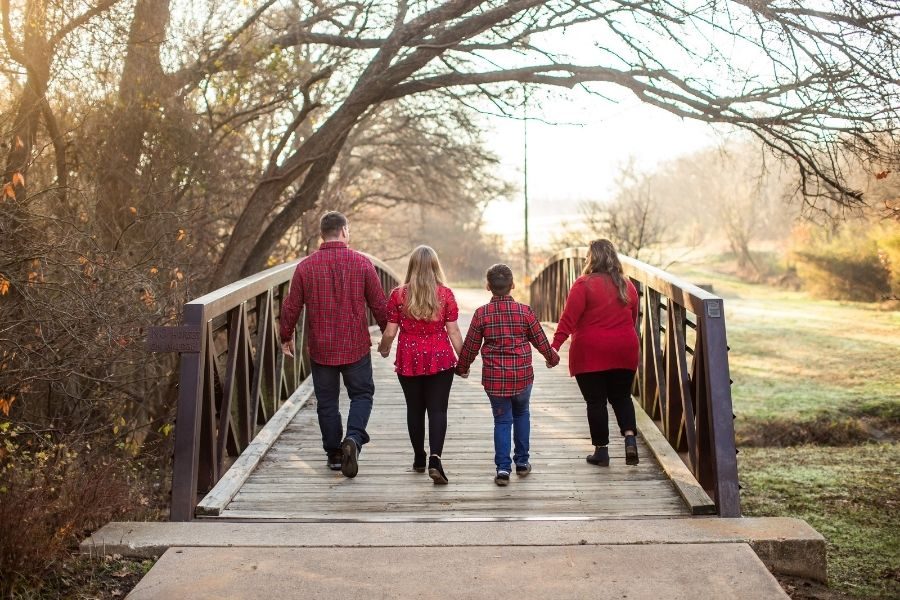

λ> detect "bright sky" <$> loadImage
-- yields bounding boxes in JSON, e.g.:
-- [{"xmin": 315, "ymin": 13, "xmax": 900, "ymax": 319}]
[
  {"xmin": 477, "ymin": 4, "xmax": 773, "ymax": 251},
  {"xmin": 481, "ymin": 91, "xmax": 723, "ymax": 250}
]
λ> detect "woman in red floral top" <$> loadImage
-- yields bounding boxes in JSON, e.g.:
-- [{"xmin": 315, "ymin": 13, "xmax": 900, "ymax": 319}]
[{"xmin": 378, "ymin": 246, "xmax": 463, "ymax": 484}]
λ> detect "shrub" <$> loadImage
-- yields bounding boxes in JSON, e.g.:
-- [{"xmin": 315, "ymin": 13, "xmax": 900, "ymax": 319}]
[
  {"xmin": 794, "ymin": 247, "xmax": 890, "ymax": 301},
  {"xmin": 791, "ymin": 222, "xmax": 896, "ymax": 302},
  {"xmin": 0, "ymin": 425, "xmax": 150, "ymax": 597},
  {"xmin": 874, "ymin": 223, "xmax": 900, "ymax": 298},
  {"xmin": 736, "ymin": 414, "xmax": 886, "ymax": 447}
]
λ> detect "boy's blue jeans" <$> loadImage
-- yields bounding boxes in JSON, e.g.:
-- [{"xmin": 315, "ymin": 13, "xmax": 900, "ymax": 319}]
[{"xmin": 487, "ymin": 384, "xmax": 532, "ymax": 473}]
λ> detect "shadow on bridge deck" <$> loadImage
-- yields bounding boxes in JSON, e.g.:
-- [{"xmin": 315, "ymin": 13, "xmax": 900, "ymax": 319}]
[{"xmin": 205, "ymin": 288, "xmax": 690, "ymax": 522}]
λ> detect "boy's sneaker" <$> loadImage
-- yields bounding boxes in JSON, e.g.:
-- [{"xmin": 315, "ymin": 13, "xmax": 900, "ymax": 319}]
[
  {"xmin": 515, "ymin": 463, "xmax": 532, "ymax": 477},
  {"xmin": 494, "ymin": 471, "xmax": 510, "ymax": 486},
  {"xmin": 624, "ymin": 435, "xmax": 639, "ymax": 465},
  {"xmin": 586, "ymin": 446, "xmax": 610, "ymax": 466},
  {"xmin": 341, "ymin": 438, "xmax": 359, "ymax": 478}
]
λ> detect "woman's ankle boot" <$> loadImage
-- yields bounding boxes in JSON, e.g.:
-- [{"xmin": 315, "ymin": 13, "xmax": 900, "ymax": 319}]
[
  {"xmin": 624, "ymin": 435, "xmax": 639, "ymax": 465},
  {"xmin": 586, "ymin": 446, "xmax": 609, "ymax": 466}
]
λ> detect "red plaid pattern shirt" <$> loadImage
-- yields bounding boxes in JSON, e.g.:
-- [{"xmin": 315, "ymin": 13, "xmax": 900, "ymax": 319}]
[
  {"xmin": 456, "ymin": 295, "xmax": 558, "ymax": 396},
  {"xmin": 279, "ymin": 241, "xmax": 388, "ymax": 366}
]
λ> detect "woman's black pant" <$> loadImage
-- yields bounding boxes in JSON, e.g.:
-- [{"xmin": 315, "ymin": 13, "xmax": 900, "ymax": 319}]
[
  {"xmin": 574, "ymin": 369, "xmax": 637, "ymax": 446},
  {"xmin": 397, "ymin": 368, "xmax": 454, "ymax": 456}
]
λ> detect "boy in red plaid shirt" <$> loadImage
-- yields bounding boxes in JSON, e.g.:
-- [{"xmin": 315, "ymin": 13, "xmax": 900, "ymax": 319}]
[{"xmin": 456, "ymin": 264, "xmax": 559, "ymax": 486}]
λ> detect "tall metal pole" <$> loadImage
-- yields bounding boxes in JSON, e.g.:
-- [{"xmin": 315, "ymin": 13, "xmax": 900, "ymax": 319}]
[{"xmin": 523, "ymin": 86, "xmax": 530, "ymax": 285}]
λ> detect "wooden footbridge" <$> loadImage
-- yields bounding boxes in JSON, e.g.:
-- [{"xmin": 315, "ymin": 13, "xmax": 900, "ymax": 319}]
[
  {"xmin": 86, "ymin": 248, "xmax": 830, "ymax": 598},
  {"xmin": 161, "ymin": 248, "xmax": 739, "ymax": 522}
]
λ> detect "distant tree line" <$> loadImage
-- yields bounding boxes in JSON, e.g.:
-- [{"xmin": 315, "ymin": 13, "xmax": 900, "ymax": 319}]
[{"xmin": 551, "ymin": 141, "xmax": 899, "ymax": 302}]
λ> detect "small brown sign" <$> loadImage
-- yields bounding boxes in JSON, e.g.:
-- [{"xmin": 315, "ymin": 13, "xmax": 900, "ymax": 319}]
[{"xmin": 146, "ymin": 326, "xmax": 202, "ymax": 353}]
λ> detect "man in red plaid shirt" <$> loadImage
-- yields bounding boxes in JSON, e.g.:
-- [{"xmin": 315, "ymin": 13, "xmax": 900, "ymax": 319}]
[
  {"xmin": 455, "ymin": 264, "xmax": 559, "ymax": 486},
  {"xmin": 280, "ymin": 211, "xmax": 387, "ymax": 478}
]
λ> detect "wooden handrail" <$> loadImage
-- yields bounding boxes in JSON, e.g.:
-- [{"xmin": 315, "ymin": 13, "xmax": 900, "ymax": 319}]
[
  {"xmin": 159, "ymin": 254, "xmax": 400, "ymax": 521},
  {"xmin": 530, "ymin": 247, "xmax": 740, "ymax": 517}
]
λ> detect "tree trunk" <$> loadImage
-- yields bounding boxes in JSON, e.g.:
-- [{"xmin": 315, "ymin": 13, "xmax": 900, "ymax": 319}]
[
  {"xmin": 2, "ymin": 72, "xmax": 44, "ymax": 191},
  {"xmin": 209, "ymin": 104, "xmax": 371, "ymax": 289},
  {"xmin": 95, "ymin": 0, "xmax": 172, "ymax": 247},
  {"xmin": 209, "ymin": 179, "xmax": 295, "ymax": 289},
  {"xmin": 209, "ymin": 1, "xmax": 514, "ymax": 288},
  {"xmin": 2, "ymin": 0, "xmax": 50, "ymax": 194},
  {"xmin": 210, "ymin": 46, "xmax": 442, "ymax": 287},
  {"xmin": 241, "ymin": 146, "xmax": 346, "ymax": 277}
]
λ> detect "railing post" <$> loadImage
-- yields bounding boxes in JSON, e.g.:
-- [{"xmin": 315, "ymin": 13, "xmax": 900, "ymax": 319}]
[
  {"xmin": 700, "ymin": 298, "xmax": 741, "ymax": 517},
  {"xmin": 170, "ymin": 304, "xmax": 205, "ymax": 522}
]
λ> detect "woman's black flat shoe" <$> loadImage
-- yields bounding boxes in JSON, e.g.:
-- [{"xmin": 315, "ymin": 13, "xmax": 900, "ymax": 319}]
[
  {"xmin": 428, "ymin": 455, "xmax": 449, "ymax": 484},
  {"xmin": 413, "ymin": 452, "xmax": 427, "ymax": 473}
]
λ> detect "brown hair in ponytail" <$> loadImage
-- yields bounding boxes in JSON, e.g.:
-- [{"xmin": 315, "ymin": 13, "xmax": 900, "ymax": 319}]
[{"xmin": 583, "ymin": 239, "xmax": 629, "ymax": 305}]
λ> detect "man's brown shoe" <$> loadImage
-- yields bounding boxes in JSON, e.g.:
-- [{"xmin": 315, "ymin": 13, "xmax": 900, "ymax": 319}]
[{"xmin": 341, "ymin": 438, "xmax": 359, "ymax": 478}]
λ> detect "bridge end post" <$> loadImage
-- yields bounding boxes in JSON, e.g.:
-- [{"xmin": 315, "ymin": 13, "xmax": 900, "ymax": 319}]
[
  {"xmin": 169, "ymin": 305, "xmax": 205, "ymax": 522},
  {"xmin": 701, "ymin": 298, "xmax": 741, "ymax": 517}
]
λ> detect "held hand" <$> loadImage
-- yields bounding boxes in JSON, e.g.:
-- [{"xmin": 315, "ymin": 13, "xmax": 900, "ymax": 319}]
[
  {"xmin": 378, "ymin": 348, "xmax": 390, "ymax": 358},
  {"xmin": 546, "ymin": 349, "xmax": 560, "ymax": 368},
  {"xmin": 281, "ymin": 340, "xmax": 295, "ymax": 358}
]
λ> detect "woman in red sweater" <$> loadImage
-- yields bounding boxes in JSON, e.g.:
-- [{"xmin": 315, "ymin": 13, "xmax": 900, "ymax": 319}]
[
  {"xmin": 551, "ymin": 239, "xmax": 640, "ymax": 466},
  {"xmin": 378, "ymin": 246, "xmax": 463, "ymax": 484}
]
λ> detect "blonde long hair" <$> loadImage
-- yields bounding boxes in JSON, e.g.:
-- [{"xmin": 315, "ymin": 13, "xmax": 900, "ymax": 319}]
[
  {"xmin": 403, "ymin": 245, "xmax": 446, "ymax": 320},
  {"xmin": 583, "ymin": 239, "xmax": 630, "ymax": 305}
]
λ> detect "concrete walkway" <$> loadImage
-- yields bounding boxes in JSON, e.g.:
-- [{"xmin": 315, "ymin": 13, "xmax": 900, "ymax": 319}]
[
  {"xmin": 127, "ymin": 543, "xmax": 789, "ymax": 599},
  {"xmin": 105, "ymin": 516, "xmax": 824, "ymax": 598}
]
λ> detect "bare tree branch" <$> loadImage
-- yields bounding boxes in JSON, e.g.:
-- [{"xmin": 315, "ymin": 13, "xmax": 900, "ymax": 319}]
[{"xmin": 49, "ymin": 0, "xmax": 121, "ymax": 49}]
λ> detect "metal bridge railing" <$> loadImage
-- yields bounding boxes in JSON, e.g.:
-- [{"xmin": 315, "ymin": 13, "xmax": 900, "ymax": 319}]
[
  {"xmin": 151, "ymin": 255, "xmax": 399, "ymax": 521},
  {"xmin": 530, "ymin": 248, "xmax": 740, "ymax": 517}
]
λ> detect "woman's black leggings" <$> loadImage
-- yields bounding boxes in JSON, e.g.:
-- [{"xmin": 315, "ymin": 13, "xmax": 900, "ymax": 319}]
[
  {"xmin": 397, "ymin": 368, "xmax": 454, "ymax": 456},
  {"xmin": 574, "ymin": 369, "xmax": 637, "ymax": 447}
]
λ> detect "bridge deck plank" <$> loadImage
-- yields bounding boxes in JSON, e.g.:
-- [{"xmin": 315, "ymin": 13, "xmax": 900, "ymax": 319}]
[{"xmin": 212, "ymin": 306, "xmax": 690, "ymax": 521}]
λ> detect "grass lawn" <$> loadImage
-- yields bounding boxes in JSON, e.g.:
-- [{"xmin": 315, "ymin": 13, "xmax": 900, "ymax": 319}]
[
  {"xmin": 672, "ymin": 263, "xmax": 899, "ymax": 423},
  {"xmin": 740, "ymin": 445, "xmax": 900, "ymax": 599},
  {"xmin": 671, "ymin": 261, "xmax": 900, "ymax": 598}
]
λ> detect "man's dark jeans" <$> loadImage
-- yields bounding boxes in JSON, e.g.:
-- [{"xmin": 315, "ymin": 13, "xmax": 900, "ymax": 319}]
[{"xmin": 310, "ymin": 353, "xmax": 375, "ymax": 453}]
